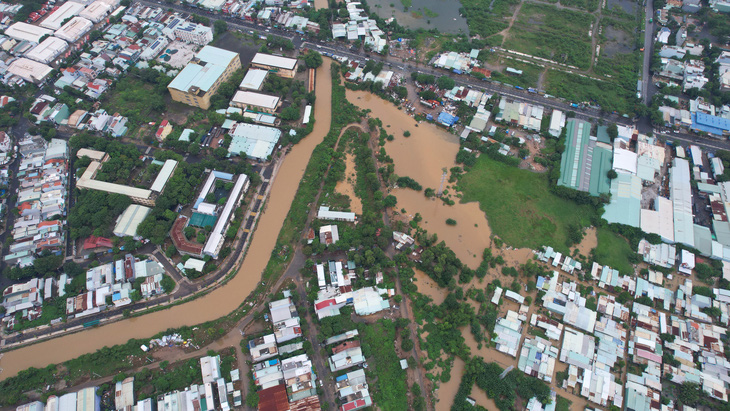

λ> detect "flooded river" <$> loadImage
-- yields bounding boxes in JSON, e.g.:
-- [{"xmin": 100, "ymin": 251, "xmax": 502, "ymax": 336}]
[
  {"xmin": 0, "ymin": 60, "xmax": 334, "ymax": 380},
  {"xmin": 346, "ymin": 90, "xmax": 492, "ymax": 268}
]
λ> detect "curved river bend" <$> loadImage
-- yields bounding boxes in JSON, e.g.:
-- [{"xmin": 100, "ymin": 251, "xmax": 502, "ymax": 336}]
[{"xmin": 0, "ymin": 60, "xmax": 334, "ymax": 380}]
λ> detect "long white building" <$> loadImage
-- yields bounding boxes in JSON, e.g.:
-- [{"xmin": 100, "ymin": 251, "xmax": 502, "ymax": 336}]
[
  {"xmin": 41, "ymin": 1, "xmax": 85, "ymax": 30},
  {"xmin": 203, "ymin": 174, "xmax": 249, "ymax": 258},
  {"xmin": 671, "ymin": 158, "xmax": 694, "ymax": 247},
  {"xmin": 5, "ymin": 22, "xmax": 53, "ymax": 43},
  {"xmin": 54, "ymin": 17, "xmax": 93, "ymax": 43},
  {"xmin": 79, "ymin": 0, "xmax": 112, "ymax": 22},
  {"xmin": 25, "ymin": 37, "xmax": 69, "ymax": 64}
]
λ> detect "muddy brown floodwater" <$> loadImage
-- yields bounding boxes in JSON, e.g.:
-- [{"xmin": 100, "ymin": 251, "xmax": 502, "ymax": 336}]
[
  {"xmin": 0, "ymin": 60, "xmax": 334, "ymax": 380},
  {"xmin": 334, "ymin": 153, "xmax": 363, "ymax": 215},
  {"xmin": 346, "ymin": 90, "xmax": 493, "ymax": 268}
]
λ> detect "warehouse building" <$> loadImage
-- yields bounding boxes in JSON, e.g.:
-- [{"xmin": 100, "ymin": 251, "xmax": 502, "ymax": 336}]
[
  {"xmin": 602, "ymin": 172, "xmax": 642, "ymax": 228},
  {"xmin": 41, "ymin": 1, "xmax": 85, "ymax": 30},
  {"xmin": 230, "ymin": 90, "xmax": 280, "ymax": 113},
  {"xmin": 227, "ymin": 122, "xmax": 281, "ymax": 161},
  {"xmin": 557, "ymin": 119, "xmax": 612, "ymax": 197},
  {"xmin": 25, "ymin": 37, "xmax": 69, "ymax": 64},
  {"xmin": 7, "ymin": 58, "xmax": 53, "ymax": 83},
  {"xmin": 168, "ymin": 46, "xmax": 241, "ymax": 109},
  {"xmin": 54, "ymin": 17, "xmax": 93, "ymax": 43},
  {"xmin": 5, "ymin": 22, "xmax": 53, "ymax": 43},
  {"xmin": 80, "ymin": 0, "xmax": 112, "ymax": 23},
  {"xmin": 250, "ymin": 53, "xmax": 298, "ymax": 78},
  {"xmin": 113, "ymin": 204, "xmax": 152, "ymax": 238}
]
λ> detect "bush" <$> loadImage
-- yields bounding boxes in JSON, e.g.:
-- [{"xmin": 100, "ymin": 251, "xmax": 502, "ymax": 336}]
[{"xmin": 446, "ymin": 218, "xmax": 457, "ymax": 226}]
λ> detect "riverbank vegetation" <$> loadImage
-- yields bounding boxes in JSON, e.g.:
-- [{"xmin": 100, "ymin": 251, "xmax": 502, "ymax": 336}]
[{"xmin": 260, "ymin": 63, "xmax": 363, "ymax": 290}]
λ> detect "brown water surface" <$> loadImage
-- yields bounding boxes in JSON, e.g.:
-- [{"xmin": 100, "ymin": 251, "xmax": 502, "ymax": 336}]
[
  {"xmin": 0, "ymin": 60, "xmax": 334, "ymax": 380},
  {"xmin": 334, "ymin": 153, "xmax": 363, "ymax": 215},
  {"xmin": 346, "ymin": 90, "xmax": 492, "ymax": 268}
]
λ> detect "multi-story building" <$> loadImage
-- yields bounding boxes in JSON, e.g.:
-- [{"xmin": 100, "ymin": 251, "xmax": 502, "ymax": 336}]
[{"xmin": 167, "ymin": 46, "xmax": 241, "ymax": 109}]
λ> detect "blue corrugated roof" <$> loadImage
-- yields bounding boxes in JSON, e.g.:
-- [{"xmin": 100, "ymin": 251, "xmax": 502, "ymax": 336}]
[
  {"xmin": 691, "ymin": 112, "xmax": 730, "ymax": 136},
  {"xmin": 437, "ymin": 111, "xmax": 459, "ymax": 126}
]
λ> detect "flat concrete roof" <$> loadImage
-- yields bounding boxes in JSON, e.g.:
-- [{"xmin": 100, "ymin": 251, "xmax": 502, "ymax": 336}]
[
  {"xmin": 231, "ymin": 91, "xmax": 280, "ymax": 110},
  {"xmin": 252, "ymin": 53, "xmax": 297, "ymax": 70}
]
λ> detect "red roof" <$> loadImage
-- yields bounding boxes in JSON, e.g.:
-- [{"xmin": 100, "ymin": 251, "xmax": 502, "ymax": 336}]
[
  {"xmin": 170, "ymin": 215, "xmax": 204, "ymax": 256},
  {"xmin": 83, "ymin": 235, "xmax": 114, "ymax": 250},
  {"xmin": 340, "ymin": 399, "xmax": 367, "ymax": 411},
  {"xmin": 315, "ymin": 299, "xmax": 336, "ymax": 311},
  {"xmin": 37, "ymin": 220, "xmax": 60, "ymax": 228},
  {"xmin": 257, "ymin": 384, "xmax": 289, "ymax": 411}
]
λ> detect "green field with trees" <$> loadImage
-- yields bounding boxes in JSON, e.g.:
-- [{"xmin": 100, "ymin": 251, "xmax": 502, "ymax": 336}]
[
  {"xmin": 504, "ymin": 3, "xmax": 594, "ymax": 69},
  {"xmin": 458, "ymin": 155, "xmax": 595, "ymax": 250},
  {"xmin": 458, "ymin": 0, "xmax": 519, "ymax": 37},
  {"xmin": 491, "ymin": 59, "xmax": 543, "ymax": 89}
]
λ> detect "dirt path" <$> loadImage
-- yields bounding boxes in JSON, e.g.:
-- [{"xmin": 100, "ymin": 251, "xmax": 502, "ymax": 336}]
[{"xmin": 497, "ymin": 0, "xmax": 524, "ymax": 44}]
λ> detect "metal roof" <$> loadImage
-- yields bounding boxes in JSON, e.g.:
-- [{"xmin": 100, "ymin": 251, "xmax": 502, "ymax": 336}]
[
  {"xmin": 150, "ymin": 159, "xmax": 178, "ymax": 192},
  {"xmin": 239, "ymin": 69, "xmax": 268, "ymax": 90},
  {"xmin": 168, "ymin": 46, "xmax": 238, "ymax": 93},
  {"xmin": 251, "ymin": 53, "xmax": 297, "ymax": 70},
  {"xmin": 113, "ymin": 204, "xmax": 151, "ymax": 237}
]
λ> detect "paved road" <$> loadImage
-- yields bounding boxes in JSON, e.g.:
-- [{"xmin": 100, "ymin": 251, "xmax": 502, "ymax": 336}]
[
  {"xmin": 139, "ymin": 0, "xmax": 728, "ymax": 150},
  {"xmin": 641, "ymin": 0, "xmax": 654, "ymax": 105}
]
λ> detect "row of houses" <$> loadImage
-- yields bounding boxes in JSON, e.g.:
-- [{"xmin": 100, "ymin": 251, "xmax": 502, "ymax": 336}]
[
  {"xmin": 490, "ymin": 267, "xmax": 627, "ymax": 408},
  {"xmin": 250, "ymin": 295, "xmax": 321, "ymax": 411},
  {"xmin": 17, "ymin": 354, "xmax": 243, "ymax": 411},
  {"xmin": 5, "ymin": 137, "xmax": 68, "ymax": 267}
]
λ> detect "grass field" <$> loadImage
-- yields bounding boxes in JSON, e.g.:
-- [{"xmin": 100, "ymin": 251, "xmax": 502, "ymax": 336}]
[
  {"xmin": 503, "ymin": 3, "xmax": 594, "ymax": 69},
  {"xmin": 458, "ymin": 156, "xmax": 595, "ymax": 251},
  {"xmin": 544, "ymin": 69, "xmax": 636, "ymax": 114},
  {"xmin": 559, "ymin": 0, "xmax": 600, "ymax": 12},
  {"xmin": 492, "ymin": 59, "xmax": 543, "ymax": 89},
  {"xmin": 593, "ymin": 227, "xmax": 635, "ymax": 274}
]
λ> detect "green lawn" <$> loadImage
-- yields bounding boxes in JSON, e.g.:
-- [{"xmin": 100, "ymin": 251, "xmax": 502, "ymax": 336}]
[
  {"xmin": 458, "ymin": 156, "xmax": 595, "ymax": 250},
  {"xmin": 593, "ymin": 227, "xmax": 635, "ymax": 274},
  {"xmin": 503, "ymin": 3, "xmax": 594, "ymax": 69}
]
